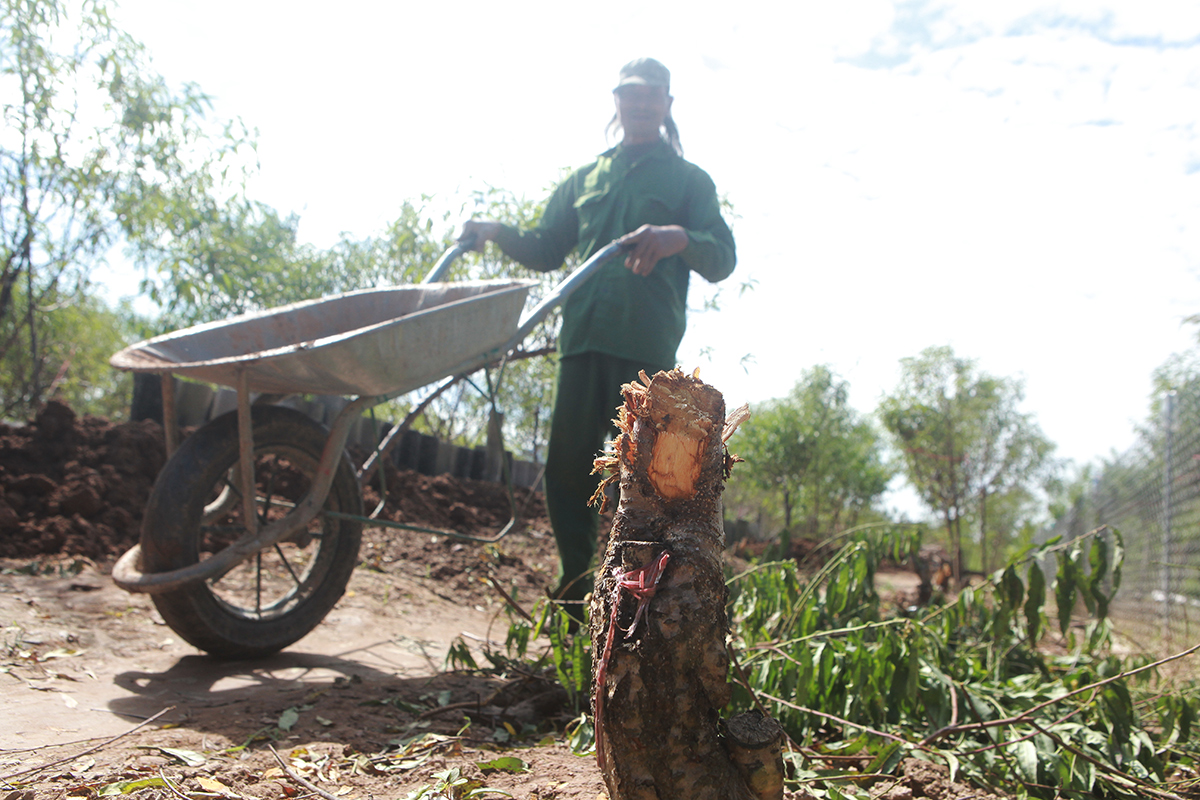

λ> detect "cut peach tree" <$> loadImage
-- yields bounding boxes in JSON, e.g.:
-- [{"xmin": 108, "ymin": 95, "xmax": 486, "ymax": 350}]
[{"xmin": 587, "ymin": 368, "xmax": 783, "ymax": 800}]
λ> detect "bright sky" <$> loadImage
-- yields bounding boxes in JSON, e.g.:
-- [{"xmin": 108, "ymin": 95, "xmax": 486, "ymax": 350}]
[{"xmin": 109, "ymin": 0, "xmax": 1200, "ymax": 475}]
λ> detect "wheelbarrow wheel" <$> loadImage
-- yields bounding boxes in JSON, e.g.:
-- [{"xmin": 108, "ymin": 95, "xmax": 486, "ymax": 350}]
[{"xmin": 141, "ymin": 405, "xmax": 363, "ymax": 659}]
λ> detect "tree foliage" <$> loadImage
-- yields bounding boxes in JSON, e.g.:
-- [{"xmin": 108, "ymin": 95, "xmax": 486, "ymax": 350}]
[
  {"xmin": 880, "ymin": 346, "xmax": 1054, "ymax": 579},
  {"xmin": 1, "ymin": 0, "xmax": 568, "ymax": 447},
  {"xmin": 0, "ymin": 280, "xmax": 144, "ymax": 420},
  {"xmin": 736, "ymin": 365, "xmax": 894, "ymax": 539},
  {"xmin": 135, "ymin": 197, "xmax": 471, "ymax": 331},
  {"xmin": 0, "ymin": 0, "xmax": 246, "ymax": 417}
]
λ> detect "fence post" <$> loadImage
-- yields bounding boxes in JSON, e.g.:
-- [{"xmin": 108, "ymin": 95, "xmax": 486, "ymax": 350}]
[{"xmin": 1161, "ymin": 390, "xmax": 1175, "ymax": 646}]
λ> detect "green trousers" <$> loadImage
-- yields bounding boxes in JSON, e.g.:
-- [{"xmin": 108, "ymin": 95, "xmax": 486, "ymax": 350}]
[{"xmin": 545, "ymin": 352, "xmax": 672, "ymax": 603}]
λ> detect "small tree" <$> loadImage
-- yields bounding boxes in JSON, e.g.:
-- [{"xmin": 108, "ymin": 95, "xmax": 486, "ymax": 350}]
[
  {"xmin": 738, "ymin": 366, "xmax": 893, "ymax": 543},
  {"xmin": 965, "ymin": 380, "xmax": 1055, "ymax": 574},
  {"xmin": 881, "ymin": 346, "xmax": 1053, "ymax": 580}
]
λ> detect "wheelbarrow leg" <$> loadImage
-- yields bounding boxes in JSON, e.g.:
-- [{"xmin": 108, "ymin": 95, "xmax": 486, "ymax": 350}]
[
  {"xmin": 236, "ymin": 369, "xmax": 258, "ymax": 539},
  {"xmin": 160, "ymin": 372, "xmax": 179, "ymax": 458}
]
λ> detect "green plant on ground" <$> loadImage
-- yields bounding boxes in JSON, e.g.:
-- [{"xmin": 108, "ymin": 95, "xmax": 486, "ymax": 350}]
[
  {"xmin": 447, "ymin": 582, "xmax": 594, "ymax": 757},
  {"xmin": 727, "ymin": 525, "xmax": 1198, "ymax": 799},
  {"xmin": 402, "ymin": 766, "xmax": 511, "ymax": 800}
]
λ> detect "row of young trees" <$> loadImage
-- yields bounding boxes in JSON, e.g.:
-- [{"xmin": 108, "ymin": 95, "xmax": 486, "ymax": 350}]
[{"xmin": 729, "ymin": 348, "xmax": 1057, "ymax": 577}]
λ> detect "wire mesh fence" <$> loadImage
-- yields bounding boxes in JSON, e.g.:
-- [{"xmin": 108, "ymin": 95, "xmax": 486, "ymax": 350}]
[{"xmin": 1040, "ymin": 391, "xmax": 1200, "ymax": 650}]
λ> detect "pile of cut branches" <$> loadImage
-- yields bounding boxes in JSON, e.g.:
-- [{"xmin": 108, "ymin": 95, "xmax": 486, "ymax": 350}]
[{"xmin": 729, "ymin": 525, "xmax": 1199, "ymax": 799}]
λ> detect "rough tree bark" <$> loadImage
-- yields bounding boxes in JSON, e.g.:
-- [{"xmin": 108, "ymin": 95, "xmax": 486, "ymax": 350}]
[{"xmin": 589, "ymin": 368, "xmax": 784, "ymax": 800}]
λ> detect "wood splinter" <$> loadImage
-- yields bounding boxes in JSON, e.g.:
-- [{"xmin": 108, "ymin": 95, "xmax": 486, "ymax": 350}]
[{"xmin": 589, "ymin": 367, "xmax": 779, "ymax": 800}]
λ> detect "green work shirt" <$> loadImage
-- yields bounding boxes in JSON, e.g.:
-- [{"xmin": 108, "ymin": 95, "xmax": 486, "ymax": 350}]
[{"xmin": 494, "ymin": 140, "xmax": 736, "ymax": 367}]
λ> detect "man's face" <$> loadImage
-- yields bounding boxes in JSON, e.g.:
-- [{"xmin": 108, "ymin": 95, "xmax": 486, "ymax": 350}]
[{"xmin": 614, "ymin": 84, "xmax": 672, "ymax": 144}]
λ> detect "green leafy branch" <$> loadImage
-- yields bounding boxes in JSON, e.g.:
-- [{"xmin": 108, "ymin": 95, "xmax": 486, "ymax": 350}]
[{"xmin": 726, "ymin": 524, "xmax": 1199, "ymax": 799}]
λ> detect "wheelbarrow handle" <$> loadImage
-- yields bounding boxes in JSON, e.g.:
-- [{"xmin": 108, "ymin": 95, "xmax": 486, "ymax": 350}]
[
  {"xmin": 421, "ymin": 237, "xmax": 473, "ymax": 284},
  {"xmin": 421, "ymin": 236, "xmax": 626, "ymax": 350},
  {"xmin": 506, "ymin": 240, "xmax": 625, "ymax": 350}
]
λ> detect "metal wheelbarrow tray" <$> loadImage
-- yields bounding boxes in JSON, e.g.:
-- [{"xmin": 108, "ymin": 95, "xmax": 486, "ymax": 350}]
[
  {"xmin": 110, "ymin": 279, "xmax": 538, "ymax": 397},
  {"xmin": 109, "ymin": 241, "xmax": 623, "ymax": 658}
]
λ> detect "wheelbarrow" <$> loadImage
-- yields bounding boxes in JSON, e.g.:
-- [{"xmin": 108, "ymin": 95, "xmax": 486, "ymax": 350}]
[{"xmin": 110, "ymin": 240, "xmax": 626, "ymax": 658}]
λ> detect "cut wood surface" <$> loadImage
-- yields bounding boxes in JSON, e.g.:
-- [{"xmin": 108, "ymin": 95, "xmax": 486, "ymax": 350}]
[{"xmin": 589, "ymin": 368, "xmax": 780, "ymax": 800}]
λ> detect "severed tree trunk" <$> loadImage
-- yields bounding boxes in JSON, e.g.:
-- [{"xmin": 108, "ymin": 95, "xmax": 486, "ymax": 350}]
[{"xmin": 589, "ymin": 368, "xmax": 783, "ymax": 800}]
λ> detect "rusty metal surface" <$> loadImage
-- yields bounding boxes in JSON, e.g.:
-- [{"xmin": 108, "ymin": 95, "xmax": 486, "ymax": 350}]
[{"xmin": 110, "ymin": 280, "xmax": 537, "ymax": 396}]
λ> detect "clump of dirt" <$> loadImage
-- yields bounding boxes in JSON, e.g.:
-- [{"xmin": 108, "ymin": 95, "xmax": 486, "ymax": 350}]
[
  {"xmin": 0, "ymin": 400, "xmax": 561, "ymax": 616},
  {"xmin": 359, "ymin": 464, "xmax": 559, "ymax": 610},
  {"xmin": 869, "ymin": 758, "xmax": 1010, "ymax": 800},
  {"xmin": 0, "ymin": 400, "xmax": 165, "ymax": 561},
  {"xmin": 364, "ymin": 464, "xmax": 549, "ymax": 539}
]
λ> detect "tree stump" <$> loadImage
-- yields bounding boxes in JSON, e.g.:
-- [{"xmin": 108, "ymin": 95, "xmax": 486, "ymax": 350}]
[{"xmin": 589, "ymin": 368, "xmax": 783, "ymax": 800}]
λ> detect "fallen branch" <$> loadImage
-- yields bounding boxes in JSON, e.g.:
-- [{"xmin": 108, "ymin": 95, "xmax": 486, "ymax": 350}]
[
  {"xmin": 753, "ymin": 641, "xmax": 1199, "ymax": 800},
  {"xmin": 921, "ymin": 640, "xmax": 1200, "ymax": 746},
  {"xmin": 1026, "ymin": 718, "xmax": 1186, "ymax": 800},
  {"xmin": 961, "ymin": 702, "xmax": 1088, "ymax": 756},
  {"xmin": 0, "ymin": 706, "xmax": 175, "ymax": 782},
  {"xmin": 486, "ymin": 574, "xmax": 536, "ymax": 625},
  {"xmin": 756, "ymin": 691, "xmax": 919, "ymax": 749},
  {"xmin": 268, "ymin": 743, "xmax": 342, "ymax": 800},
  {"xmin": 415, "ymin": 680, "xmax": 530, "ymax": 720}
]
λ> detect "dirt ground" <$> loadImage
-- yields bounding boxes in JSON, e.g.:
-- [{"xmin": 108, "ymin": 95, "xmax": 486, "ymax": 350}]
[{"xmin": 0, "ymin": 402, "xmax": 1002, "ymax": 800}]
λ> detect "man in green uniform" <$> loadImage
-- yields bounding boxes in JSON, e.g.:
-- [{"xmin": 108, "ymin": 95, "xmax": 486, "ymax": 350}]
[{"xmin": 461, "ymin": 58, "xmax": 736, "ymax": 617}]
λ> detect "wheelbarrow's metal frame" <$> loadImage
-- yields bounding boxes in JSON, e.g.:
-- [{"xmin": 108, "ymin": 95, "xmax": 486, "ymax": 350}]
[{"xmin": 111, "ymin": 240, "xmax": 625, "ymax": 595}]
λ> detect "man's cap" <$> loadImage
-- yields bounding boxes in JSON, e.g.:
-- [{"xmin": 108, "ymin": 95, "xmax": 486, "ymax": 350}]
[{"xmin": 615, "ymin": 57, "xmax": 670, "ymax": 92}]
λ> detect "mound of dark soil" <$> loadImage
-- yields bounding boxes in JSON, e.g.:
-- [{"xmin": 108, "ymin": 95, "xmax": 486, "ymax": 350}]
[
  {"xmin": 0, "ymin": 401, "xmax": 550, "ymax": 570},
  {"xmin": 0, "ymin": 401, "xmax": 164, "ymax": 561}
]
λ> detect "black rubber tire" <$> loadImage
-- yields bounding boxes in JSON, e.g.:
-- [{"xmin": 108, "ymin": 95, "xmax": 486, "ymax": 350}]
[{"xmin": 141, "ymin": 405, "xmax": 363, "ymax": 659}]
